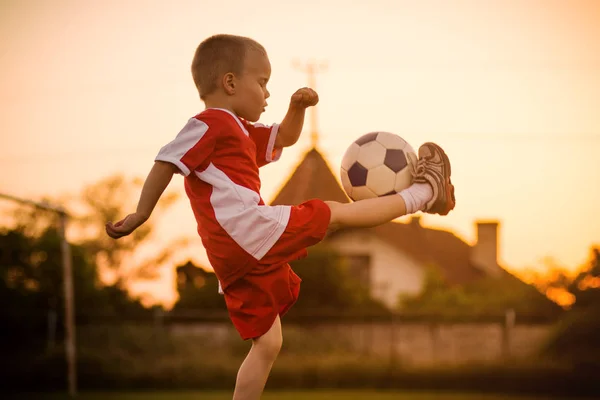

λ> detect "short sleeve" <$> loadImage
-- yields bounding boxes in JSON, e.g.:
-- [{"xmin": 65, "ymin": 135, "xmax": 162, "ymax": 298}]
[
  {"xmin": 242, "ymin": 120, "xmax": 283, "ymax": 168},
  {"xmin": 155, "ymin": 117, "xmax": 219, "ymax": 176}
]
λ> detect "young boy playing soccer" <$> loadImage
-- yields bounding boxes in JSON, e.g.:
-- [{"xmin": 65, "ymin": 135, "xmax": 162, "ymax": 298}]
[{"xmin": 106, "ymin": 34, "xmax": 455, "ymax": 400}]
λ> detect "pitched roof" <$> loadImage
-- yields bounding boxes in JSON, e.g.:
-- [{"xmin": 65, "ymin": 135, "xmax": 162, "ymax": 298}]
[
  {"xmin": 270, "ymin": 148, "xmax": 350, "ymax": 206},
  {"xmin": 351, "ymin": 219, "xmax": 487, "ymax": 285},
  {"xmin": 176, "ymin": 261, "xmax": 212, "ymax": 281}
]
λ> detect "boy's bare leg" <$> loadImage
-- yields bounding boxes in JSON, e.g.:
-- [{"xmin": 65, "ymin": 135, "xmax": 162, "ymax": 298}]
[
  {"xmin": 326, "ymin": 194, "xmax": 410, "ymax": 231},
  {"xmin": 233, "ymin": 316, "xmax": 282, "ymax": 400},
  {"xmin": 326, "ymin": 142, "xmax": 455, "ymax": 231}
]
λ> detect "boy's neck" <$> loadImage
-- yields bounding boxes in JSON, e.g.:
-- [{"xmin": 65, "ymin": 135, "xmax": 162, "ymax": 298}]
[{"xmin": 203, "ymin": 95, "xmax": 236, "ymax": 115}]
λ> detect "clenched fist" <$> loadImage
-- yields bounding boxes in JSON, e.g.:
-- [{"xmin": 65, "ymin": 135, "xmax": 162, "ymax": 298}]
[{"xmin": 290, "ymin": 87, "xmax": 319, "ymax": 108}]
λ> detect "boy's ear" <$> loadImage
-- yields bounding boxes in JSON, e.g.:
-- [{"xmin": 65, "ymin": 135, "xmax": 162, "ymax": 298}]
[{"xmin": 223, "ymin": 72, "xmax": 236, "ymax": 95}]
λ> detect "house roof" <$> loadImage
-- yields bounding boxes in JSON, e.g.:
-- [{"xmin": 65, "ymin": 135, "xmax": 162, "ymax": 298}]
[
  {"xmin": 176, "ymin": 261, "xmax": 209, "ymax": 274},
  {"xmin": 270, "ymin": 148, "xmax": 350, "ymax": 206},
  {"xmin": 268, "ymin": 147, "xmax": 487, "ymax": 285},
  {"xmin": 176, "ymin": 261, "xmax": 211, "ymax": 282},
  {"xmin": 356, "ymin": 219, "xmax": 487, "ymax": 285}
]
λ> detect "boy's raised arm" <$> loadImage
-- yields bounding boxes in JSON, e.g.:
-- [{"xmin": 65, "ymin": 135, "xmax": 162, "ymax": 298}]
[
  {"xmin": 106, "ymin": 161, "xmax": 179, "ymax": 239},
  {"xmin": 275, "ymin": 87, "xmax": 319, "ymax": 148}
]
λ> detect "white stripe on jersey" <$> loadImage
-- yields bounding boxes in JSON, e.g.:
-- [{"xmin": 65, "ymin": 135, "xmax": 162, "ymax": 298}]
[
  {"xmin": 196, "ymin": 163, "xmax": 291, "ymax": 260},
  {"xmin": 155, "ymin": 118, "xmax": 208, "ymax": 176},
  {"xmin": 265, "ymin": 123, "xmax": 282, "ymax": 162}
]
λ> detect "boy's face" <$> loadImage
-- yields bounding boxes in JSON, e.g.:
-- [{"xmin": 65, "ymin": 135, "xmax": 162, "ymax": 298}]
[{"xmin": 231, "ymin": 50, "xmax": 271, "ymax": 122}]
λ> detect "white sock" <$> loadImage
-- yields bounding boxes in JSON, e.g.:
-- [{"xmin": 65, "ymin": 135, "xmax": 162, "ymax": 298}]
[{"xmin": 398, "ymin": 183, "xmax": 433, "ymax": 214}]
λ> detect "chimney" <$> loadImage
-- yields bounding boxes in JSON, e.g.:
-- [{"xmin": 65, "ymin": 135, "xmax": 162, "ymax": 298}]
[
  {"xmin": 470, "ymin": 221, "xmax": 502, "ymax": 277},
  {"xmin": 410, "ymin": 215, "xmax": 421, "ymax": 226}
]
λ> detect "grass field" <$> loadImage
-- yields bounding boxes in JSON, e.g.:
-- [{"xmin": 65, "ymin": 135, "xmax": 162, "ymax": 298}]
[{"xmin": 21, "ymin": 391, "xmax": 592, "ymax": 400}]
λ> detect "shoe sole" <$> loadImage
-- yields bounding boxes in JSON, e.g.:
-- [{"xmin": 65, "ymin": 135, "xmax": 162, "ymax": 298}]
[
  {"xmin": 436, "ymin": 145, "xmax": 455, "ymax": 205},
  {"xmin": 436, "ymin": 144, "xmax": 456, "ymax": 209},
  {"xmin": 421, "ymin": 142, "xmax": 455, "ymax": 214}
]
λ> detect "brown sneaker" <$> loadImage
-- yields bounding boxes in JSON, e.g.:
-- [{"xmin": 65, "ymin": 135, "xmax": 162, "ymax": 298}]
[{"xmin": 413, "ymin": 142, "xmax": 455, "ymax": 215}]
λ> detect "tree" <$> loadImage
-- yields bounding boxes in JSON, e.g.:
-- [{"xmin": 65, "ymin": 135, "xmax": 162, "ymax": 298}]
[
  {"xmin": 559, "ymin": 248, "xmax": 600, "ymax": 310},
  {"xmin": 1, "ymin": 174, "xmax": 187, "ymax": 316},
  {"xmin": 541, "ymin": 247, "xmax": 600, "ymax": 369},
  {"xmin": 399, "ymin": 264, "xmax": 563, "ymax": 319},
  {"xmin": 0, "ymin": 205, "xmax": 99, "ymax": 311},
  {"xmin": 70, "ymin": 174, "xmax": 187, "ymax": 289},
  {"xmin": 0, "ymin": 223, "xmax": 100, "ymax": 355},
  {"xmin": 529, "ymin": 248, "xmax": 600, "ymax": 310}
]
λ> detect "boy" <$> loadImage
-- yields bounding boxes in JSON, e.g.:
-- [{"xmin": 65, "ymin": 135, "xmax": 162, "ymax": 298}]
[{"xmin": 106, "ymin": 34, "xmax": 455, "ymax": 400}]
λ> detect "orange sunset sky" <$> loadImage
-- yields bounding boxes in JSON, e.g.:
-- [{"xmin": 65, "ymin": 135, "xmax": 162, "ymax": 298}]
[{"xmin": 1, "ymin": 0, "xmax": 599, "ymax": 306}]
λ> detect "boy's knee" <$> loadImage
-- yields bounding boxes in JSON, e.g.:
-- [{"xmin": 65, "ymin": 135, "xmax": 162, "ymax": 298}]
[{"xmin": 254, "ymin": 331, "xmax": 282, "ymax": 361}]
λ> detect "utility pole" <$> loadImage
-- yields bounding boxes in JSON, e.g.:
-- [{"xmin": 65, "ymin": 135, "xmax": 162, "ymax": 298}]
[{"xmin": 293, "ymin": 59, "xmax": 327, "ymax": 149}]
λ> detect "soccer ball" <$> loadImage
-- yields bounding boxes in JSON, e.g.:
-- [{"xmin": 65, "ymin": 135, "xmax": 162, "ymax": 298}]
[{"xmin": 340, "ymin": 132, "xmax": 418, "ymax": 201}]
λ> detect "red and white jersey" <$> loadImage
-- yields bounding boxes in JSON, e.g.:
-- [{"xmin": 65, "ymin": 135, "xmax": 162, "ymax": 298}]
[{"xmin": 155, "ymin": 108, "xmax": 291, "ymax": 267}]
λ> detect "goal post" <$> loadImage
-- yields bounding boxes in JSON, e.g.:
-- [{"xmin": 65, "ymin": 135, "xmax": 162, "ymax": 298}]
[{"xmin": 0, "ymin": 193, "xmax": 77, "ymax": 397}]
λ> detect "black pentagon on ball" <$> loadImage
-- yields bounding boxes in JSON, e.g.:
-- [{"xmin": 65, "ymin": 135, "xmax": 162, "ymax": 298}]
[
  {"xmin": 354, "ymin": 132, "xmax": 379, "ymax": 146},
  {"xmin": 384, "ymin": 149, "xmax": 408, "ymax": 172},
  {"xmin": 347, "ymin": 162, "xmax": 368, "ymax": 186}
]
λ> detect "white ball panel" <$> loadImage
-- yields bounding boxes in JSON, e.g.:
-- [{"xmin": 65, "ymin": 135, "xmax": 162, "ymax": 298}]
[
  {"xmin": 394, "ymin": 168, "xmax": 414, "ymax": 192},
  {"xmin": 405, "ymin": 147, "xmax": 418, "ymax": 165},
  {"xmin": 356, "ymin": 141, "xmax": 386, "ymax": 169},
  {"xmin": 375, "ymin": 131, "xmax": 410, "ymax": 150},
  {"xmin": 340, "ymin": 168, "xmax": 353, "ymax": 199},
  {"xmin": 341, "ymin": 142, "xmax": 361, "ymax": 171},
  {"xmin": 351, "ymin": 186, "xmax": 378, "ymax": 201},
  {"xmin": 366, "ymin": 165, "xmax": 396, "ymax": 195}
]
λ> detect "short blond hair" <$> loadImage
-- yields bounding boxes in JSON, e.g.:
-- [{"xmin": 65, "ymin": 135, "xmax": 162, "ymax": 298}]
[{"xmin": 191, "ymin": 34, "xmax": 267, "ymax": 99}]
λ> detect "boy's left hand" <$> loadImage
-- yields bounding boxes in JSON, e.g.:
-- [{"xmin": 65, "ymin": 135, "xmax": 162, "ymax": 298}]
[
  {"xmin": 291, "ymin": 87, "xmax": 319, "ymax": 108},
  {"xmin": 105, "ymin": 212, "xmax": 147, "ymax": 239}
]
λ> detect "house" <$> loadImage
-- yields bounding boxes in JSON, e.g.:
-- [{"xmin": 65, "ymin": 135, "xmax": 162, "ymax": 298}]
[
  {"xmin": 270, "ymin": 146, "xmax": 509, "ymax": 309},
  {"xmin": 176, "ymin": 260, "xmax": 213, "ymax": 291},
  {"xmin": 174, "ymin": 261, "xmax": 225, "ymax": 312}
]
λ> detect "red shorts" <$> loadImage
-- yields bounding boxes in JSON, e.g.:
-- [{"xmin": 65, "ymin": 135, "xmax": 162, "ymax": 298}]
[{"xmin": 221, "ymin": 199, "xmax": 331, "ymax": 340}]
